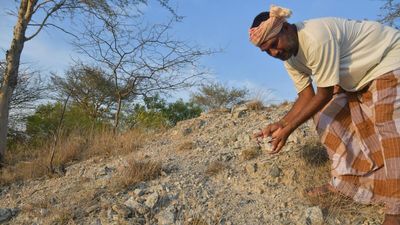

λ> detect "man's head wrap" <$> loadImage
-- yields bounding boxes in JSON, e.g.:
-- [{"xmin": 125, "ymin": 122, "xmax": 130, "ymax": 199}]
[{"xmin": 249, "ymin": 5, "xmax": 292, "ymax": 47}]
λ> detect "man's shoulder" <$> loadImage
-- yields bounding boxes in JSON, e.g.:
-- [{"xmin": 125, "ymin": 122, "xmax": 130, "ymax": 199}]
[{"xmin": 300, "ymin": 17, "xmax": 347, "ymax": 29}]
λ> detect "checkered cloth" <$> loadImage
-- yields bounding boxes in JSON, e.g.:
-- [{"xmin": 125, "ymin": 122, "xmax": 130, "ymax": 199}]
[
  {"xmin": 314, "ymin": 69, "xmax": 400, "ymax": 214},
  {"xmin": 249, "ymin": 5, "xmax": 292, "ymax": 47}
]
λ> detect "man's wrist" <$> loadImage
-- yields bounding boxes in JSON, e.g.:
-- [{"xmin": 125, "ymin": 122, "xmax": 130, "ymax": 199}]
[{"xmin": 278, "ymin": 118, "xmax": 289, "ymax": 127}]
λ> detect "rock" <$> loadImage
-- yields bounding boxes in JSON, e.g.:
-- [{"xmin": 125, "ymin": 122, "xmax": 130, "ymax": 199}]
[
  {"xmin": 133, "ymin": 188, "xmax": 145, "ymax": 197},
  {"xmin": 156, "ymin": 205, "xmax": 176, "ymax": 225},
  {"xmin": 232, "ymin": 105, "xmax": 248, "ymax": 113},
  {"xmin": 90, "ymin": 218, "xmax": 102, "ymax": 225},
  {"xmin": 198, "ymin": 120, "xmax": 207, "ymax": 128},
  {"xmin": 112, "ymin": 204, "xmax": 131, "ymax": 218},
  {"xmin": 145, "ymin": 192, "xmax": 159, "ymax": 209},
  {"xmin": 0, "ymin": 209, "xmax": 12, "ymax": 223},
  {"xmin": 0, "ymin": 208, "xmax": 18, "ymax": 223},
  {"xmin": 182, "ymin": 128, "xmax": 192, "ymax": 136},
  {"xmin": 245, "ymin": 163, "xmax": 258, "ymax": 176},
  {"xmin": 86, "ymin": 205, "xmax": 100, "ymax": 214},
  {"xmin": 304, "ymin": 206, "xmax": 324, "ymax": 225},
  {"xmin": 232, "ymin": 110, "xmax": 247, "ymax": 118},
  {"xmin": 39, "ymin": 208, "xmax": 48, "ymax": 216},
  {"xmin": 269, "ymin": 165, "xmax": 282, "ymax": 178},
  {"xmin": 124, "ymin": 197, "xmax": 149, "ymax": 215}
]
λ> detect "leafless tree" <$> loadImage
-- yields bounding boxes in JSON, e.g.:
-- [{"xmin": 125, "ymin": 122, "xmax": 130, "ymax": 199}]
[
  {"xmin": 0, "ymin": 61, "xmax": 46, "ymax": 129},
  {"xmin": 0, "ymin": 0, "xmax": 180, "ymax": 162},
  {"xmin": 379, "ymin": 0, "xmax": 400, "ymax": 28},
  {"xmin": 74, "ymin": 17, "xmax": 212, "ymax": 132}
]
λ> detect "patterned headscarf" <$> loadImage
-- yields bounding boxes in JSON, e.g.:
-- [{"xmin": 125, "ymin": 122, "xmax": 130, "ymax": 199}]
[{"xmin": 249, "ymin": 5, "xmax": 292, "ymax": 47}]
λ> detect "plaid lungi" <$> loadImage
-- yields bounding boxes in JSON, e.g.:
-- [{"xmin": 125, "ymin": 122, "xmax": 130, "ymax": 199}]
[{"xmin": 314, "ymin": 69, "xmax": 400, "ymax": 214}]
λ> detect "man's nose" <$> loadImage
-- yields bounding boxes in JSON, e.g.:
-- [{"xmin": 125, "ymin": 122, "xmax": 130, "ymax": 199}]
[{"xmin": 270, "ymin": 49, "xmax": 280, "ymax": 57}]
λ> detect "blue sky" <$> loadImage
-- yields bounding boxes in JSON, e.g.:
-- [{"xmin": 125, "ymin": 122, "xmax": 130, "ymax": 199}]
[{"xmin": 0, "ymin": 0, "xmax": 386, "ymax": 103}]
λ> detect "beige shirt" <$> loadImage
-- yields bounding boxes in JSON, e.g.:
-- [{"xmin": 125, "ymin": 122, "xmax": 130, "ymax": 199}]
[{"xmin": 284, "ymin": 17, "xmax": 400, "ymax": 93}]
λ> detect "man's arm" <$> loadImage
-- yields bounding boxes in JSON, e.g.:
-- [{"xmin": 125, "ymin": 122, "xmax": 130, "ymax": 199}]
[
  {"xmin": 280, "ymin": 83, "xmax": 315, "ymax": 126},
  {"xmin": 269, "ymin": 84, "xmax": 334, "ymax": 153}
]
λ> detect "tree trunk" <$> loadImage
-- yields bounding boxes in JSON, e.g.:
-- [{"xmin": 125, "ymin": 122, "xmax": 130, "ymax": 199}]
[
  {"xmin": 0, "ymin": 0, "xmax": 36, "ymax": 163},
  {"xmin": 113, "ymin": 96, "xmax": 122, "ymax": 134}
]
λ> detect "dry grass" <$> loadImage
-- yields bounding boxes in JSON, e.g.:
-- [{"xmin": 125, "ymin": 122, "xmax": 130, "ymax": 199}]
[
  {"xmin": 205, "ymin": 161, "xmax": 227, "ymax": 176},
  {"xmin": 208, "ymin": 108, "xmax": 230, "ymax": 114},
  {"xmin": 184, "ymin": 212, "xmax": 223, "ymax": 225},
  {"xmin": 0, "ymin": 128, "xmax": 149, "ymax": 186},
  {"xmin": 115, "ymin": 158, "xmax": 162, "ymax": 189},
  {"xmin": 294, "ymin": 137, "xmax": 382, "ymax": 224},
  {"xmin": 299, "ymin": 139, "xmax": 329, "ymax": 167},
  {"xmin": 239, "ymin": 146, "xmax": 260, "ymax": 161},
  {"xmin": 185, "ymin": 217, "xmax": 209, "ymax": 225},
  {"xmin": 178, "ymin": 141, "xmax": 195, "ymax": 151}
]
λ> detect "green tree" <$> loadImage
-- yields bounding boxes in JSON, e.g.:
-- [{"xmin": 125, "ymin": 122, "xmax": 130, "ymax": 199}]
[
  {"xmin": 190, "ymin": 82, "xmax": 248, "ymax": 111},
  {"xmin": 128, "ymin": 95, "xmax": 202, "ymax": 129},
  {"xmin": 164, "ymin": 99, "xmax": 202, "ymax": 126},
  {"xmin": 0, "ymin": 0, "xmax": 183, "ymax": 163},
  {"xmin": 51, "ymin": 64, "xmax": 116, "ymax": 121},
  {"xmin": 26, "ymin": 102, "xmax": 108, "ymax": 143}
]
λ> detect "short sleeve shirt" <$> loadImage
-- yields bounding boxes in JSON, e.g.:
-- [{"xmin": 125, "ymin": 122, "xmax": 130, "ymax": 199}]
[{"xmin": 284, "ymin": 18, "xmax": 400, "ymax": 93}]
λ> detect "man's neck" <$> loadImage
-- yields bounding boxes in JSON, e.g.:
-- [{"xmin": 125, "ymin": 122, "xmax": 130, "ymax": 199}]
[{"xmin": 290, "ymin": 23, "xmax": 299, "ymax": 57}]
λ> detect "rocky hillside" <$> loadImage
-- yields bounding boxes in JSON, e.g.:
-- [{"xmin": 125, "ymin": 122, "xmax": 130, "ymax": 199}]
[{"xmin": 0, "ymin": 103, "xmax": 383, "ymax": 225}]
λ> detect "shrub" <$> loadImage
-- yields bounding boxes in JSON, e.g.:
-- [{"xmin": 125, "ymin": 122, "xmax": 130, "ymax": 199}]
[
  {"xmin": 128, "ymin": 95, "xmax": 202, "ymax": 129},
  {"xmin": 190, "ymin": 82, "xmax": 248, "ymax": 111}
]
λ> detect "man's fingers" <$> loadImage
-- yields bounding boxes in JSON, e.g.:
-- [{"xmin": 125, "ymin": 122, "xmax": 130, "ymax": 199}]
[
  {"xmin": 253, "ymin": 130, "xmax": 264, "ymax": 138},
  {"xmin": 269, "ymin": 138, "xmax": 284, "ymax": 154}
]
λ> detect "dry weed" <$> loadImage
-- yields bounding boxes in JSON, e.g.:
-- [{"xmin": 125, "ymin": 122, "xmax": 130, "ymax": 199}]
[
  {"xmin": 178, "ymin": 141, "xmax": 194, "ymax": 151},
  {"xmin": 294, "ymin": 137, "xmax": 382, "ymax": 223},
  {"xmin": 299, "ymin": 138, "xmax": 329, "ymax": 167},
  {"xmin": 185, "ymin": 217, "xmax": 209, "ymax": 225},
  {"xmin": 239, "ymin": 147, "xmax": 260, "ymax": 161},
  {"xmin": 116, "ymin": 158, "xmax": 162, "ymax": 189},
  {"xmin": 205, "ymin": 161, "xmax": 227, "ymax": 176},
  {"xmin": 184, "ymin": 212, "xmax": 223, "ymax": 225},
  {"xmin": 0, "ymin": 128, "xmax": 150, "ymax": 186}
]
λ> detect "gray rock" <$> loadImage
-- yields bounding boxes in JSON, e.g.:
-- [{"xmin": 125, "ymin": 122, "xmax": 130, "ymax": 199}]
[
  {"xmin": 198, "ymin": 120, "xmax": 207, "ymax": 128},
  {"xmin": 269, "ymin": 165, "xmax": 282, "ymax": 178},
  {"xmin": 231, "ymin": 105, "xmax": 248, "ymax": 114},
  {"xmin": 0, "ymin": 208, "xmax": 18, "ymax": 223},
  {"xmin": 90, "ymin": 218, "xmax": 102, "ymax": 225},
  {"xmin": 0, "ymin": 209, "xmax": 12, "ymax": 223},
  {"xmin": 86, "ymin": 205, "xmax": 100, "ymax": 214},
  {"xmin": 182, "ymin": 128, "xmax": 192, "ymax": 136},
  {"xmin": 232, "ymin": 110, "xmax": 247, "ymax": 118},
  {"xmin": 124, "ymin": 197, "xmax": 149, "ymax": 215},
  {"xmin": 39, "ymin": 208, "xmax": 48, "ymax": 216},
  {"xmin": 245, "ymin": 163, "xmax": 258, "ymax": 176},
  {"xmin": 112, "ymin": 204, "xmax": 131, "ymax": 218},
  {"xmin": 304, "ymin": 206, "xmax": 324, "ymax": 225},
  {"xmin": 156, "ymin": 206, "xmax": 176, "ymax": 225},
  {"xmin": 133, "ymin": 188, "xmax": 145, "ymax": 197},
  {"xmin": 145, "ymin": 192, "xmax": 159, "ymax": 209}
]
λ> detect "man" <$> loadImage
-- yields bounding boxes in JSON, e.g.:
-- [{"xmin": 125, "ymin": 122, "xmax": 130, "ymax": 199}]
[{"xmin": 251, "ymin": 5, "xmax": 400, "ymax": 225}]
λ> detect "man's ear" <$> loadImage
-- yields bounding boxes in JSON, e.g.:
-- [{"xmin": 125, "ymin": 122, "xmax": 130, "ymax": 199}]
[{"xmin": 282, "ymin": 22, "xmax": 290, "ymax": 30}]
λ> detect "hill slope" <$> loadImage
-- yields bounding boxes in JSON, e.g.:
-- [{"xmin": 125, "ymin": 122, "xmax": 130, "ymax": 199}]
[{"xmin": 0, "ymin": 103, "xmax": 383, "ymax": 225}]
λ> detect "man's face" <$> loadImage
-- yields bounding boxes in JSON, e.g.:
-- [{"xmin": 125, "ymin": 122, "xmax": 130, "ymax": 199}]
[{"xmin": 259, "ymin": 28, "xmax": 297, "ymax": 61}]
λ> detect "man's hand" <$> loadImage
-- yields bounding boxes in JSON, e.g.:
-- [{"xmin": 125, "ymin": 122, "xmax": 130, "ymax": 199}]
[
  {"xmin": 253, "ymin": 122, "xmax": 284, "ymax": 139},
  {"xmin": 269, "ymin": 126, "xmax": 292, "ymax": 154}
]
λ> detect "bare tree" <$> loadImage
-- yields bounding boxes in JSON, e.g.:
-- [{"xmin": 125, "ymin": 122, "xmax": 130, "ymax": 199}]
[
  {"xmin": 0, "ymin": 0, "xmax": 179, "ymax": 163},
  {"xmin": 0, "ymin": 61, "xmax": 45, "ymax": 130},
  {"xmin": 74, "ymin": 17, "xmax": 212, "ymax": 132},
  {"xmin": 379, "ymin": 0, "xmax": 400, "ymax": 28}
]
